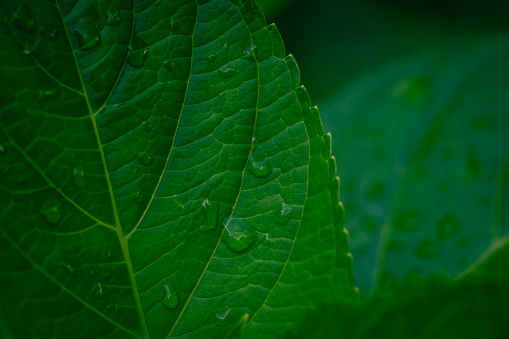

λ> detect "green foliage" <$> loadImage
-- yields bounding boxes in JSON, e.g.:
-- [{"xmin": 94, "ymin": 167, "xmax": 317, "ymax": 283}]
[
  {"xmin": 320, "ymin": 37, "xmax": 509, "ymax": 294},
  {"xmin": 0, "ymin": 0, "xmax": 353, "ymax": 338}
]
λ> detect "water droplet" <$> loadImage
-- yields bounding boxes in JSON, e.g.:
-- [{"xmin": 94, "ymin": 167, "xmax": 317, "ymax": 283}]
[
  {"xmin": 42, "ymin": 28, "xmax": 59, "ymax": 41},
  {"xmin": 134, "ymin": 191, "xmax": 144, "ymax": 204},
  {"xmin": 37, "ymin": 88, "xmax": 60, "ymax": 102},
  {"xmin": 393, "ymin": 210, "xmax": 419, "ymax": 232},
  {"xmin": 13, "ymin": 4, "xmax": 36, "ymax": 33},
  {"xmin": 22, "ymin": 46, "xmax": 31, "ymax": 55},
  {"xmin": 206, "ymin": 54, "xmax": 216, "ymax": 63},
  {"xmin": 415, "ymin": 240, "xmax": 439, "ymax": 259},
  {"xmin": 162, "ymin": 283, "xmax": 179, "ymax": 309},
  {"xmin": 244, "ymin": 44, "xmax": 257, "ymax": 55},
  {"xmin": 41, "ymin": 200, "xmax": 61, "ymax": 225},
  {"xmin": 137, "ymin": 151, "xmax": 153, "ymax": 166},
  {"xmin": 162, "ymin": 58, "xmax": 175, "ymax": 71},
  {"xmin": 106, "ymin": 7, "xmax": 121, "ymax": 26},
  {"xmin": 74, "ymin": 29, "xmax": 101, "ymax": 51},
  {"xmin": 72, "ymin": 161, "xmax": 86, "ymax": 188},
  {"xmin": 223, "ymin": 227, "xmax": 257, "ymax": 253},
  {"xmin": 128, "ymin": 47, "xmax": 149, "ymax": 68},
  {"xmin": 218, "ymin": 67, "xmax": 238, "ymax": 79},
  {"xmin": 200, "ymin": 199, "xmax": 220, "ymax": 232},
  {"xmin": 101, "ymin": 247, "xmax": 112, "ymax": 260},
  {"xmin": 90, "ymin": 76, "xmax": 103, "ymax": 92},
  {"xmin": 141, "ymin": 119, "xmax": 152, "ymax": 132},
  {"xmin": 216, "ymin": 308, "xmax": 230, "ymax": 320},
  {"xmin": 170, "ymin": 17, "xmax": 179, "ymax": 33},
  {"xmin": 246, "ymin": 154, "xmax": 272, "ymax": 178},
  {"xmin": 436, "ymin": 214, "xmax": 461, "ymax": 239},
  {"xmin": 274, "ymin": 203, "xmax": 293, "ymax": 226}
]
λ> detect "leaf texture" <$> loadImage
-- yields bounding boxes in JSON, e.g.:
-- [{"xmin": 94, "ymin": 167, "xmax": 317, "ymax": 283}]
[
  {"xmin": 0, "ymin": 0, "xmax": 354, "ymax": 338},
  {"xmin": 321, "ymin": 37, "xmax": 509, "ymax": 293}
]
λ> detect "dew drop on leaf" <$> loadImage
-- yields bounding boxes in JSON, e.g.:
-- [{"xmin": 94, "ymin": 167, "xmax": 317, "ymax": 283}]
[
  {"xmin": 13, "ymin": 4, "xmax": 36, "ymax": 33},
  {"xmin": 106, "ymin": 6, "xmax": 121, "ymax": 26},
  {"xmin": 74, "ymin": 29, "xmax": 101, "ymax": 51},
  {"xmin": 137, "ymin": 151, "xmax": 153, "ymax": 166},
  {"xmin": 162, "ymin": 283, "xmax": 179, "ymax": 310},
  {"xmin": 72, "ymin": 161, "xmax": 86, "ymax": 188},
  {"xmin": 415, "ymin": 240, "xmax": 439, "ymax": 259},
  {"xmin": 128, "ymin": 48, "xmax": 149, "ymax": 68},
  {"xmin": 436, "ymin": 214, "xmax": 461, "ymax": 239},
  {"xmin": 90, "ymin": 76, "xmax": 103, "ymax": 93},
  {"xmin": 243, "ymin": 43, "xmax": 257, "ymax": 56},
  {"xmin": 41, "ymin": 28, "xmax": 59, "ymax": 41},
  {"xmin": 141, "ymin": 119, "xmax": 152, "ymax": 132},
  {"xmin": 200, "ymin": 199, "xmax": 220, "ymax": 233},
  {"xmin": 134, "ymin": 191, "xmax": 144, "ymax": 204},
  {"xmin": 246, "ymin": 154, "xmax": 272, "ymax": 178},
  {"xmin": 218, "ymin": 67, "xmax": 238, "ymax": 79},
  {"xmin": 206, "ymin": 54, "xmax": 216, "ymax": 63},
  {"xmin": 393, "ymin": 210, "xmax": 419, "ymax": 232},
  {"xmin": 216, "ymin": 308, "xmax": 230, "ymax": 320},
  {"xmin": 41, "ymin": 200, "xmax": 61, "ymax": 225},
  {"xmin": 274, "ymin": 203, "xmax": 293, "ymax": 226},
  {"xmin": 170, "ymin": 17, "xmax": 179, "ymax": 33},
  {"xmin": 162, "ymin": 58, "xmax": 175, "ymax": 71},
  {"xmin": 223, "ymin": 228, "xmax": 257, "ymax": 253},
  {"xmin": 37, "ymin": 88, "xmax": 60, "ymax": 102}
]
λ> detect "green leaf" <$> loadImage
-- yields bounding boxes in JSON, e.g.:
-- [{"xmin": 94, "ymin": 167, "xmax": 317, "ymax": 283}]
[
  {"xmin": 321, "ymin": 36, "xmax": 509, "ymax": 293},
  {"xmin": 0, "ymin": 0, "xmax": 354, "ymax": 338},
  {"xmin": 291, "ymin": 273, "xmax": 509, "ymax": 339}
]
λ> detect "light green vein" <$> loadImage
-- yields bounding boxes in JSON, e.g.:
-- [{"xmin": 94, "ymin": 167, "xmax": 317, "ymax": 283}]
[
  {"xmin": 0, "ymin": 121, "xmax": 115, "ymax": 231},
  {"xmin": 55, "ymin": 2, "xmax": 150, "ymax": 338},
  {"xmin": 126, "ymin": 2, "xmax": 200, "ymax": 240},
  {"xmin": 1, "ymin": 231, "xmax": 142, "ymax": 339}
]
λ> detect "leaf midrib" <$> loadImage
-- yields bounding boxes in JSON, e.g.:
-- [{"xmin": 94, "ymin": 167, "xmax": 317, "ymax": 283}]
[{"xmin": 55, "ymin": 2, "xmax": 150, "ymax": 338}]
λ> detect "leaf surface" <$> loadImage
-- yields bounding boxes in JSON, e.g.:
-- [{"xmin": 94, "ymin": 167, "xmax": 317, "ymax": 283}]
[
  {"xmin": 0, "ymin": 0, "xmax": 354, "ymax": 338},
  {"xmin": 321, "ymin": 37, "xmax": 509, "ymax": 293}
]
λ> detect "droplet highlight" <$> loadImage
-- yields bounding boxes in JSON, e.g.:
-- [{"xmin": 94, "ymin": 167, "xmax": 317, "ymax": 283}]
[
  {"xmin": 223, "ymin": 228, "xmax": 257, "ymax": 253},
  {"xmin": 218, "ymin": 67, "xmax": 238, "ymax": 79},
  {"xmin": 42, "ymin": 28, "xmax": 59, "ymax": 41},
  {"xmin": 200, "ymin": 199, "xmax": 220, "ymax": 233},
  {"xmin": 90, "ymin": 76, "xmax": 103, "ymax": 92},
  {"xmin": 13, "ymin": 4, "xmax": 36, "ymax": 33},
  {"xmin": 216, "ymin": 308, "xmax": 230, "ymax": 320},
  {"xmin": 37, "ymin": 88, "xmax": 60, "ymax": 102},
  {"xmin": 137, "ymin": 151, "xmax": 153, "ymax": 166},
  {"xmin": 162, "ymin": 283, "xmax": 179, "ymax": 310},
  {"xmin": 74, "ymin": 29, "xmax": 101, "ymax": 51},
  {"xmin": 72, "ymin": 161, "xmax": 86, "ymax": 188},
  {"xmin": 274, "ymin": 203, "xmax": 293, "ymax": 226},
  {"xmin": 246, "ymin": 154, "xmax": 272, "ymax": 178},
  {"xmin": 106, "ymin": 7, "xmax": 121, "ymax": 26},
  {"xmin": 206, "ymin": 54, "xmax": 216, "ymax": 63},
  {"xmin": 41, "ymin": 200, "xmax": 61, "ymax": 225},
  {"xmin": 162, "ymin": 58, "xmax": 175, "ymax": 71},
  {"xmin": 141, "ymin": 119, "xmax": 152, "ymax": 132},
  {"xmin": 128, "ymin": 47, "xmax": 149, "ymax": 68}
]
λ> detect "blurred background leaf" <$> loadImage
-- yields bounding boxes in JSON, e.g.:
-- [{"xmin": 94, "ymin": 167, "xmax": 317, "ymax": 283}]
[{"xmin": 258, "ymin": 0, "xmax": 509, "ymax": 295}]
